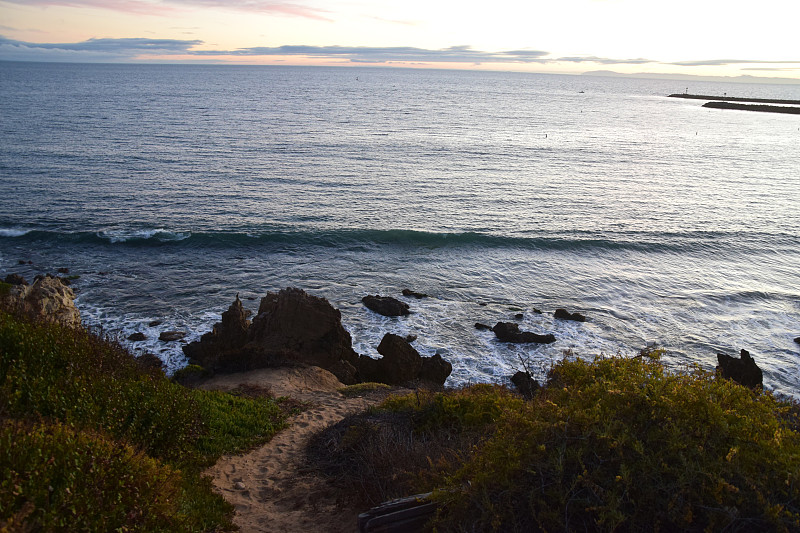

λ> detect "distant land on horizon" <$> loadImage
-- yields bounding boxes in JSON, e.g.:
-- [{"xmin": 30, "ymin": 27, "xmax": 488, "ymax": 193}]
[
  {"xmin": 1, "ymin": 59, "xmax": 798, "ymax": 86},
  {"xmin": 582, "ymin": 70, "xmax": 800, "ymax": 85}
]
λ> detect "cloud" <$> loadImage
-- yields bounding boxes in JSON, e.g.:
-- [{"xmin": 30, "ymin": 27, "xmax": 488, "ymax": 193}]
[
  {"xmin": 742, "ymin": 67, "xmax": 800, "ymax": 72},
  {"xmin": 556, "ymin": 56, "xmax": 653, "ymax": 65},
  {"xmin": 2, "ymin": 0, "xmax": 330, "ymax": 20},
  {"xmin": 670, "ymin": 59, "xmax": 800, "ymax": 67},
  {"xmin": 0, "ymin": 35, "xmax": 202, "ymax": 61},
  {"xmin": 0, "ymin": 36, "xmax": 714, "ymax": 69},
  {"xmin": 192, "ymin": 45, "xmax": 553, "ymax": 64}
]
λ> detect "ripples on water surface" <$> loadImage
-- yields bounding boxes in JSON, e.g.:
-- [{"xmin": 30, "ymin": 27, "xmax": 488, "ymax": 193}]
[{"xmin": 1, "ymin": 62, "xmax": 799, "ymax": 394}]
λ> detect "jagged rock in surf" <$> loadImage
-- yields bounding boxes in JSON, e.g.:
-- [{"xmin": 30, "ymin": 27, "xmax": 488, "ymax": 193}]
[
  {"xmin": 362, "ymin": 295, "xmax": 410, "ymax": 316},
  {"xmin": 554, "ymin": 308, "xmax": 586, "ymax": 322},
  {"xmin": 184, "ymin": 288, "xmax": 360, "ymax": 384},
  {"xmin": 716, "ymin": 349, "xmax": 763, "ymax": 389},
  {"xmin": 492, "ymin": 322, "xmax": 555, "ymax": 344},
  {"xmin": 357, "ymin": 333, "xmax": 452, "ymax": 386}
]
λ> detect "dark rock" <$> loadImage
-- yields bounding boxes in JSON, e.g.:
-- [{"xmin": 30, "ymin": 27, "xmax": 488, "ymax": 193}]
[
  {"xmin": 401, "ymin": 288, "xmax": 428, "ymax": 299},
  {"xmin": 148, "ymin": 320, "xmax": 163, "ymax": 327},
  {"xmin": 514, "ymin": 313, "xmax": 524, "ymax": 320},
  {"xmin": 474, "ymin": 322, "xmax": 493, "ymax": 331},
  {"xmin": 362, "ymin": 295, "xmax": 410, "ymax": 317},
  {"xmin": 532, "ymin": 308, "xmax": 543, "ymax": 314},
  {"xmin": 128, "ymin": 332, "xmax": 147, "ymax": 342},
  {"xmin": 492, "ymin": 322, "xmax": 556, "ymax": 344},
  {"xmin": 357, "ymin": 333, "xmax": 451, "ymax": 386},
  {"xmin": 57, "ymin": 267, "xmax": 69, "ymax": 274},
  {"xmin": 794, "ymin": 337, "xmax": 800, "ymax": 345},
  {"xmin": 4, "ymin": 273, "xmax": 28, "ymax": 286},
  {"xmin": 159, "ymin": 331, "xmax": 186, "ymax": 342},
  {"xmin": 185, "ymin": 288, "xmax": 360, "ymax": 384},
  {"xmin": 374, "ymin": 333, "xmax": 423, "ymax": 384},
  {"xmin": 249, "ymin": 288, "xmax": 360, "ymax": 378},
  {"xmin": 18, "ymin": 260, "xmax": 26, "ymax": 265},
  {"xmin": 136, "ymin": 353, "xmax": 164, "ymax": 372},
  {"xmin": 420, "ymin": 353, "xmax": 452, "ymax": 385},
  {"xmin": 554, "ymin": 308, "xmax": 586, "ymax": 322},
  {"xmin": 478, "ymin": 302, "xmax": 487, "ymax": 307},
  {"xmin": 716, "ymin": 349, "xmax": 763, "ymax": 389},
  {"xmin": 511, "ymin": 371, "xmax": 540, "ymax": 400},
  {"xmin": 405, "ymin": 334, "xmax": 417, "ymax": 343}
]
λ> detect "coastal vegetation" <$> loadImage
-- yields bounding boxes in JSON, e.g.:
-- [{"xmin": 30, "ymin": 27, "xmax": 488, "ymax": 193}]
[
  {"xmin": 314, "ymin": 351, "xmax": 800, "ymax": 532},
  {"xmin": 3, "ymin": 290, "xmax": 800, "ymax": 531},
  {"xmin": 0, "ymin": 310, "xmax": 288, "ymax": 531}
]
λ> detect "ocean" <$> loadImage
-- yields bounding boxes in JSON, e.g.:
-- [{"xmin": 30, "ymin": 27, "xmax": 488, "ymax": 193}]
[{"xmin": 1, "ymin": 61, "xmax": 799, "ymax": 395}]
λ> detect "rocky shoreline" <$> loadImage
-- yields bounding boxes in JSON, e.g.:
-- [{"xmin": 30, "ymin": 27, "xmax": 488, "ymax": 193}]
[{"xmin": 2, "ymin": 270, "xmax": 781, "ymax": 393}]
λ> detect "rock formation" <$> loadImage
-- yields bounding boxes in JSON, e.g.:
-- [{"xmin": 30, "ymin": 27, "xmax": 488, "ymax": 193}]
[
  {"xmin": 357, "ymin": 333, "xmax": 452, "ymax": 386},
  {"xmin": 716, "ymin": 349, "xmax": 763, "ymax": 389},
  {"xmin": 184, "ymin": 289, "xmax": 453, "ymax": 386},
  {"xmin": 184, "ymin": 289, "xmax": 360, "ymax": 384},
  {"xmin": 492, "ymin": 322, "xmax": 556, "ymax": 344},
  {"xmin": 362, "ymin": 295, "xmax": 410, "ymax": 316},
  {"xmin": 511, "ymin": 371, "xmax": 539, "ymax": 400},
  {"xmin": 554, "ymin": 308, "xmax": 586, "ymax": 322},
  {"xmin": 1, "ymin": 275, "xmax": 81, "ymax": 328}
]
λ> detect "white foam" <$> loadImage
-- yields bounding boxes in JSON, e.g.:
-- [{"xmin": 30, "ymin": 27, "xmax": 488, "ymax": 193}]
[
  {"xmin": 97, "ymin": 228, "xmax": 190, "ymax": 243},
  {"xmin": 0, "ymin": 228, "xmax": 31, "ymax": 237}
]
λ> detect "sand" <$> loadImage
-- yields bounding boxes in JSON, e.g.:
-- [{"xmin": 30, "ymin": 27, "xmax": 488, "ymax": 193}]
[{"xmin": 200, "ymin": 366, "xmax": 398, "ymax": 533}]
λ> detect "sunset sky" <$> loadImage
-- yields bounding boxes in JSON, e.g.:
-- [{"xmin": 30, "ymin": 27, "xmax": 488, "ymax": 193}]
[{"xmin": 1, "ymin": 0, "xmax": 799, "ymax": 80}]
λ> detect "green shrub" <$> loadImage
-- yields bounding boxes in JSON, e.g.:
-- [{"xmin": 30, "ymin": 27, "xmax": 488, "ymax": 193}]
[
  {"xmin": 428, "ymin": 354, "xmax": 800, "ymax": 532},
  {"xmin": 323, "ymin": 352, "xmax": 800, "ymax": 532},
  {"xmin": 1, "ymin": 419, "xmax": 184, "ymax": 531},
  {"xmin": 0, "ymin": 311, "xmax": 287, "ymax": 530},
  {"xmin": 338, "ymin": 382, "xmax": 393, "ymax": 397}
]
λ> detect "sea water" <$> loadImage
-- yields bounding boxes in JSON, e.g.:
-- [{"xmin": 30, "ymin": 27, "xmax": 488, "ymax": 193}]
[{"xmin": 1, "ymin": 61, "xmax": 799, "ymax": 394}]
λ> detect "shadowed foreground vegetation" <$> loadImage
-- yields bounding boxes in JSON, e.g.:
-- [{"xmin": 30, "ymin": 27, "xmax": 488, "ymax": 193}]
[
  {"xmin": 0, "ymin": 311, "xmax": 288, "ymax": 531},
  {"xmin": 312, "ymin": 351, "xmax": 800, "ymax": 532}
]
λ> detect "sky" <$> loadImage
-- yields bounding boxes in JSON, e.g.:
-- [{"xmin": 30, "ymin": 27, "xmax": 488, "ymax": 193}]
[{"xmin": 1, "ymin": 0, "xmax": 799, "ymax": 80}]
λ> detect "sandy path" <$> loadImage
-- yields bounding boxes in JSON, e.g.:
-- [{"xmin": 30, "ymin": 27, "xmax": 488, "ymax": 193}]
[{"xmin": 200, "ymin": 367, "xmax": 391, "ymax": 533}]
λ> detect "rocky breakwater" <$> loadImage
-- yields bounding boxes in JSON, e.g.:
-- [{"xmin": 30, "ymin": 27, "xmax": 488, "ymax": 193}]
[
  {"xmin": 184, "ymin": 288, "xmax": 452, "ymax": 387},
  {"xmin": 1, "ymin": 274, "xmax": 81, "ymax": 328}
]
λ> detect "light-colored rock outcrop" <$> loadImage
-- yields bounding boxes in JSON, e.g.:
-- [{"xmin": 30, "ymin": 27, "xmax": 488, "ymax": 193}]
[{"xmin": 1, "ymin": 276, "xmax": 81, "ymax": 328}]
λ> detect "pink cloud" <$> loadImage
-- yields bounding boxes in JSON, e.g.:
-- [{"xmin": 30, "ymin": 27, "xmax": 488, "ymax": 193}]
[{"xmin": 4, "ymin": 0, "xmax": 330, "ymax": 20}]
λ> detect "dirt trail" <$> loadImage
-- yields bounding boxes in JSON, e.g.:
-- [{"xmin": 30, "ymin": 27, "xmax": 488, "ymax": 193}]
[{"xmin": 201, "ymin": 367, "xmax": 391, "ymax": 533}]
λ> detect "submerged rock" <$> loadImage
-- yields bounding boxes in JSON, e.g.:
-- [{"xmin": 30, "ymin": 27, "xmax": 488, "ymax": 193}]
[
  {"xmin": 716, "ymin": 349, "xmax": 763, "ymax": 389},
  {"xmin": 474, "ymin": 322, "xmax": 493, "ymax": 331},
  {"xmin": 159, "ymin": 331, "xmax": 186, "ymax": 342},
  {"xmin": 3, "ymin": 273, "xmax": 28, "ymax": 286},
  {"xmin": 554, "ymin": 308, "xmax": 586, "ymax": 322},
  {"xmin": 362, "ymin": 295, "xmax": 410, "ymax": 316},
  {"xmin": 128, "ymin": 332, "xmax": 147, "ymax": 342},
  {"xmin": 492, "ymin": 322, "xmax": 556, "ymax": 344},
  {"xmin": 0, "ymin": 275, "xmax": 80, "ymax": 328},
  {"xmin": 401, "ymin": 288, "xmax": 428, "ymax": 299}
]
